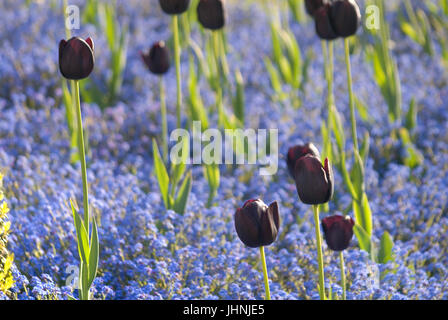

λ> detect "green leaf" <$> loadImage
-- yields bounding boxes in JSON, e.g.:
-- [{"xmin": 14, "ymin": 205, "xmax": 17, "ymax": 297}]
[
  {"xmin": 378, "ymin": 231, "xmax": 394, "ymax": 264},
  {"xmin": 405, "ymin": 97, "xmax": 417, "ymax": 132},
  {"xmin": 70, "ymin": 200, "xmax": 89, "ymax": 263},
  {"xmin": 353, "ymin": 224, "xmax": 372, "ymax": 256},
  {"xmin": 360, "ymin": 132, "xmax": 370, "ymax": 164},
  {"xmin": 354, "ymin": 96, "xmax": 370, "ymax": 122},
  {"xmin": 204, "ymin": 163, "xmax": 220, "ymax": 191},
  {"xmin": 152, "ymin": 139, "xmax": 170, "ymax": 208},
  {"xmin": 350, "ymin": 150, "xmax": 365, "ymax": 197},
  {"xmin": 232, "ymin": 69, "xmax": 245, "ymax": 124},
  {"xmin": 88, "ymin": 217, "xmax": 99, "ymax": 289},
  {"xmin": 330, "ymin": 105, "xmax": 345, "ymax": 152},
  {"xmin": 173, "ymin": 171, "xmax": 192, "ymax": 214}
]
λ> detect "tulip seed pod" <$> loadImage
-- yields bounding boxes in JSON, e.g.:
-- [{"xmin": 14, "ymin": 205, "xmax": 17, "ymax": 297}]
[
  {"xmin": 315, "ymin": 4, "xmax": 339, "ymax": 40},
  {"xmin": 305, "ymin": 0, "xmax": 325, "ymax": 17},
  {"xmin": 59, "ymin": 37, "xmax": 94, "ymax": 80},
  {"xmin": 234, "ymin": 199, "xmax": 280, "ymax": 248},
  {"xmin": 321, "ymin": 215, "xmax": 355, "ymax": 251},
  {"xmin": 197, "ymin": 0, "xmax": 225, "ymax": 30},
  {"xmin": 141, "ymin": 41, "xmax": 170, "ymax": 75},
  {"xmin": 329, "ymin": 0, "xmax": 361, "ymax": 38},
  {"xmin": 286, "ymin": 143, "xmax": 321, "ymax": 178},
  {"xmin": 159, "ymin": 0, "xmax": 190, "ymax": 15},
  {"xmin": 293, "ymin": 155, "xmax": 334, "ymax": 205}
]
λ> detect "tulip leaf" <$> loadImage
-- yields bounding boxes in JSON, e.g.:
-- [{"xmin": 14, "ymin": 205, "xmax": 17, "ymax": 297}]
[
  {"xmin": 378, "ymin": 231, "xmax": 394, "ymax": 264},
  {"xmin": 352, "ymin": 192, "xmax": 373, "ymax": 240},
  {"xmin": 353, "ymin": 224, "xmax": 372, "ymax": 257},
  {"xmin": 173, "ymin": 171, "xmax": 192, "ymax": 215},
  {"xmin": 70, "ymin": 200, "xmax": 89, "ymax": 264},
  {"xmin": 350, "ymin": 150, "xmax": 365, "ymax": 198},
  {"xmin": 360, "ymin": 132, "xmax": 370, "ymax": 164},
  {"xmin": 152, "ymin": 139, "xmax": 170, "ymax": 208},
  {"xmin": 88, "ymin": 216, "xmax": 99, "ymax": 289},
  {"xmin": 405, "ymin": 97, "xmax": 417, "ymax": 132},
  {"xmin": 187, "ymin": 55, "xmax": 209, "ymax": 129},
  {"xmin": 232, "ymin": 69, "xmax": 245, "ymax": 125}
]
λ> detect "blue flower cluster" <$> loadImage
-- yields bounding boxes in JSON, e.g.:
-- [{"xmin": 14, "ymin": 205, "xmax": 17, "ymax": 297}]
[{"xmin": 0, "ymin": 0, "xmax": 447, "ymax": 300}]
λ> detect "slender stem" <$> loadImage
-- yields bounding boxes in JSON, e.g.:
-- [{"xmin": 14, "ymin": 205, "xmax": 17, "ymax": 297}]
[
  {"xmin": 74, "ymin": 81, "xmax": 89, "ymax": 235},
  {"xmin": 159, "ymin": 76, "xmax": 168, "ymax": 162},
  {"xmin": 259, "ymin": 246, "xmax": 271, "ymax": 300},
  {"xmin": 172, "ymin": 15, "xmax": 182, "ymax": 128},
  {"xmin": 344, "ymin": 38, "xmax": 359, "ymax": 153},
  {"xmin": 312, "ymin": 205, "xmax": 326, "ymax": 300},
  {"xmin": 339, "ymin": 251, "xmax": 346, "ymax": 300},
  {"xmin": 212, "ymin": 31, "xmax": 224, "ymax": 128}
]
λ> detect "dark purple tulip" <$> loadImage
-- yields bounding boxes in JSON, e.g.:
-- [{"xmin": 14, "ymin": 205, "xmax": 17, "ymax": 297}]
[
  {"xmin": 141, "ymin": 41, "xmax": 170, "ymax": 75},
  {"xmin": 315, "ymin": 4, "xmax": 338, "ymax": 40},
  {"xmin": 59, "ymin": 37, "xmax": 94, "ymax": 80},
  {"xmin": 234, "ymin": 199, "xmax": 280, "ymax": 248},
  {"xmin": 329, "ymin": 0, "xmax": 361, "ymax": 38},
  {"xmin": 305, "ymin": 0, "xmax": 325, "ymax": 17},
  {"xmin": 286, "ymin": 143, "xmax": 321, "ymax": 178},
  {"xmin": 197, "ymin": 0, "xmax": 225, "ymax": 30},
  {"xmin": 294, "ymin": 155, "xmax": 334, "ymax": 205},
  {"xmin": 322, "ymin": 215, "xmax": 355, "ymax": 251},
  {"xmin": 159, "ymin": 0, "xmax": 190, "ymax": 15}
]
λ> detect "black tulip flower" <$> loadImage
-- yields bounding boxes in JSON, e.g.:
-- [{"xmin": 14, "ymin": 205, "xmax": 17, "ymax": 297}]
[
  {"xmin": 321, "ymin": 215, "xmax": 355, "ymax": 251},
  {"xmin": 305, "ymin": 0, "xmax": 325, "ymax": 17},
  {"xmin": 59, "ymin": 37, "xmax": 94, "ymax": 80},
  {"xmin": 329, "ymin": 0, "xmax": 361, "ymax": 38},
  {"xmin": 159, "ymin": 0, "xmax": 190, "ymax": 15},
  {"xmin": 315, "ymin": 4, "xmax": 338, "ymax": 40},
  {"xmin": 141, "ymin": 41, "xmax": 170, "ymax": 75},
  {"xmin": 197, "ymin": 0, "xmax": 225, "ymax": 30},
  {"xmin": 234, "ymin": 199, "xmax": 280, "ymax": 248},
  {"xmin": 286, "ymin": 143, "xmax": 320, "ymax": 178},
  {"xmin": 294, "ymin": 155, "xmax": 334, "ymax": 205}
]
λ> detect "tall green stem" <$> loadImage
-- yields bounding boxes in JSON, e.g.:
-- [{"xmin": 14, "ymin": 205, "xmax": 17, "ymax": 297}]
[
  {"xmin": 339, "ymin": 251, "xmax": 346, "ymax": 300},
  {"xmin": 159, "ymin": 76, "xmax": 168, "ymax": 162},
  {"xmin": 212, "ymin": 31, "xmax": 225, "ymax": 128},
  {"xmin": 344, "ymin": 38, "xmax": 359, "ymax": 152},
  {"xmin": 312, "ymin": 205, "xmax": 326, "ymax": 300},
  {"xmin": 74, "ymin": 80, "xmax": 89, "ymax": 235},
  {"xmin": 259, "ymin": 246, "xmax": 271, "ymax": 300},
  {"xmin": 173, "ymin": 15, "xmax": 182, "ymax": 128}
]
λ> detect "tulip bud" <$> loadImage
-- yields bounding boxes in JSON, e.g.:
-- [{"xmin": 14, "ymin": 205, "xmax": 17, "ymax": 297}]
[
  {"xmin": 293, "ymin": 155, "xmax": 334, "ymax": 205},
  {"xmin": 305, "ymin": 0, "xmax": 325, "ymax": 17},
  {"xmin": 329, "ymin": 0, "xmax": 361, "ymax": 38},
  {"xmin": 321, "ymin": 215, "xmax": 355, "ymax": 251},
  {"xmin": 314, "ymin": 4, "xmax": 338, "ymax": 40},
  {"xmin": 141, "ymin": 41, "xmax": 170, "ymax": 75},
  {"xmin": 197, "ymin": 0, "xmax": 225, "ymax": 30},
  {"xmin": 159, "ymin": 0, "xmax": 190, "ymax": 15},
  {"xmin": 286, "ymin": 143, "xmax": 320, "ymax": 178},
  {"xmin": 59, "ymin": 37, "xmax": 94, "ymax": 80},
  {"xmin": 234, "ymin": 199, "xmax": 280, "ymax": 248}
]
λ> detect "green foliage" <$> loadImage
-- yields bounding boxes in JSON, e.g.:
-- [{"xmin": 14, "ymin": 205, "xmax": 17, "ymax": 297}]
[
  {"xmin": 152, "ymin": 139, "xmax": 192, "ymax": 215},
  {"xmin": 0, "ymin": 172, "xmax": 14, "ymax": 296},
  {"xmin": 378, "ymin": 231, "xmax": 394, "ymax": 264}
]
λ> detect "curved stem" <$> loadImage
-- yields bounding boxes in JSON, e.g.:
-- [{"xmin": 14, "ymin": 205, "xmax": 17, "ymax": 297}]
[
  {"xmin": 344, "ymin": 38, "xmax": 359, "ymax": 153},
  {"xmin": 339, "ymin": 251, "xmax": 346, "ymax": 300},
  {"xmin": 74, "ymin": 80, "xmax": 89, "ymax": 235},
  {"xmin": 312, "ymin": 205, "xmax": 326, "ymax": 300},
  {"xmin": 172, "ymin": 15, "xmax": 182, "ymax": 128},
  {"xmin": 159, "ymin": 76, "xmax": 168, "ymax": 162},
  {"xmin": 259, "ymin": 246, "xmax": 271, "ymax": 300}
]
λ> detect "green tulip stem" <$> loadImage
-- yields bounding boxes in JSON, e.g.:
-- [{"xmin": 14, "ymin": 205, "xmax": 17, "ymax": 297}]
[
  {"xmin": 172, "ymin": 14, "xmax": 182, "ymax": 128},
  {"xmin": 212, "ymin": 31, "xmax": 225, "ymax": 128},
  {"xmin": 74, "ymin": 80, "xmax": 89, "ymax": 235},
  {"xmin": 159, "ymin": 76, "xmax": 168, "ymax": 162},
  {"xmin": 344, "ymin": 38, "xmax": 359, "ymax": 153},
  {"xmin": 312, "ymin": 205, "xmax": 326, "ymax": 300},
  {"xmin": 259, "ymin": 246, "xmax": 271, "ymax": 300},
  {"xmin": 339, "ymin": 251, "xmax": 347, "ymax": 300}
]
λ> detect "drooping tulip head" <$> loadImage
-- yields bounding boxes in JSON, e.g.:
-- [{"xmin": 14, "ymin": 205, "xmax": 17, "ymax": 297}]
[
  {"xmin": 293, "ymin": 155, "xmax": 334, "ymax": 205},
  {"xmin": 197, "ymin": 0, "xmax": 225, "ymax": 30},
  {"xmin": 314, "ymin": 4, "xmax": 339, "ymax": 40},
  {"xmin": 286, "ymin": 143, "xmax": 321, "ymax": 178},
  {"xmin": 141, "ymin": 41, "xmax": 170, "ymax": 75},
  {"xmin": 59, "ymin": 37, "xmax": 94, "ymax": 80},
  {"xmin": 304, "ymin": 0, "xmax": 325, "ymax": 17},
  {"xmin": 159, "ymin": 0, "xmax": 190, "ymax": 15},
  {"xmin": 234, "ymin": 199, "xmax": 280, "ymax": 248},
  {"xmin": 329, "ymin": 0, "xmax": 361, "ymax": 38},
  {"xmin": 321, "ymin": 215, "xmax": 355, "ymax": 251}
]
